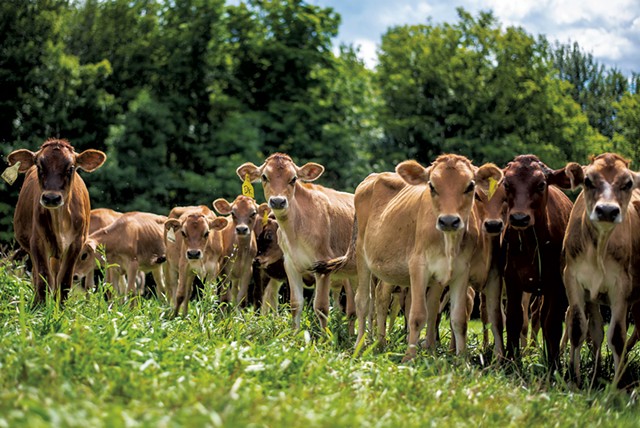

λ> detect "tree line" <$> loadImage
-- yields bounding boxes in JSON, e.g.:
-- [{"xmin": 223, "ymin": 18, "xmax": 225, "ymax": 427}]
[{"xmin": 1, "ymin": 0, "xmax": 639, "ymax": 243}]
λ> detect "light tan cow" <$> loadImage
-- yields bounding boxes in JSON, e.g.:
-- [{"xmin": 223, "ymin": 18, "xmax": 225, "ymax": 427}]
[
  {"xmin": 8, "ymin": 139, "xmax": 106, "ymax": 304},
  {"xmin": 213, "ymin": 195, "xmax": 265, "ymax": 306},
  {"xmin": 164, "ymin": 205, "xmax": 216, "ymax": 303},
  {"xmin": 74, "ymin": 211, "xmax": 168, "ymax": 298},
  {"xmin": 561, "ymin": 153, "xmax": 640, "ymax": 385},
  {"xmin": 79, "ymin": 208, "xmax": 124, "ymax": 290},
  {"xmin": 165, "ymin": 209, "xmax": 228, "ymax": 316},
  {"xmin": 314, "ymin": 155, "xmax": 502, "ymax": 360},
  {"xmin": 237, "ymin": 153, "xmax": 356, "ymax": 329}
]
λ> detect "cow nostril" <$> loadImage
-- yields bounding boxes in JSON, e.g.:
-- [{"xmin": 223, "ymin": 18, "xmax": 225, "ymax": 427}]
[
  {"xmin": 595, "ymin": 204, "xmax": 620, "ymax": 222},
  {"xmin": 269, "ymin": 197, "xmax": 287, "ymax": 210},
  {"xmin": 437, "ymin": 215, "xmax": 462, "ymax": 231},
  {"xmin": 73, "ymin": 274, "xmax": 79, "ymax": 281}
]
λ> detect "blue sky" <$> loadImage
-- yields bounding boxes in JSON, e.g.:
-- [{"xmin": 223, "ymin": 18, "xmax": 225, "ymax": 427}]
[{"xmin": 310, "ymin": 0, "xmax": 640, "ymax": 75}]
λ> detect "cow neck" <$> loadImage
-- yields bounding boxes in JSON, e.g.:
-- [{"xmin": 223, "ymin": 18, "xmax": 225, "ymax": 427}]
[
  {"xmin": 441, "ymin": 230, "xmax": 465, "ymax": 284},
  {"xmin": 581, "ymin": 207, "xmax": 625, "ymax": 275},
  {"xmin": 272, "ymin": 184, "xmax": 309, "ymax": 238},
  {"xmin": 44, "ymin": 200, "xmax": 74, "ymax": 255}
]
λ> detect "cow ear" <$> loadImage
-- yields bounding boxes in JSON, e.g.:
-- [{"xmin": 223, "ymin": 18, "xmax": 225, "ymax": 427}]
[
  {"xmin": 76, "ymin": 150, "xmax": 106, "ymax": 172},
  {"xmin": 563, "ymin": 163, "xmax": 585, "ymax": 190},
  {"xmin": 213, "ymin": 198, "xmax": 233, "ymax": 215},
  {"xmin": 632, "ymin": 171, "xmax": 640, "ymax": 190},
  {"xmin": 164, "ymin": 219, "xmax": 181, "ymax": 232},
  {"xmin": 236, "ymin": 162, "xmax": 262, "ymax": 182},
  {"xmin": 298, "ymin": 162, "xmax": 324, "ymax": 182},
  {"xmin": 396, "ymin": 160, "xmax": 429, "ymax": 186},
  {"xmin": 474, "ymin": 163, "xmax": 503, "ymax": 196},
  {"xmin": 545, "ymin": 163, "xmax": 578, "ymax": 189},
  {"xmin": 7, "ymin": 149, "xmax": 35, "ymax": 173},
  {"xmin": 209, "ymin": 217, "xmax": 228, "ymax": 231},
  {"xmin": 257, "ymin": 203, "xmax": 270, "ymax": 218}
]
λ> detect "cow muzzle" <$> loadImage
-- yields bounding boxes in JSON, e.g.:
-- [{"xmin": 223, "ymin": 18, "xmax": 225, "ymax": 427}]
[
  {"xmin": 186, "ymin": 249, "xmax": 203, "ymax": 260},
  {"xmin": 437, "ymin": 215, "xmax": 463, "ymax": 232},
  {"xmin": 483, "ymin": 219, "xmax": 504, "ymax": 235},
  {"xmin": 40, "ymin": 192, "xmax": 63, "ymax": 208},
  {"xmin": 592, "ymin": 203, "xmax": 621, "ymax": 223},
  {"xmin": 269, "ymin": 196, "xmax": 288, "ymax": 211},
  {"xmin": 509, "ymin": 212, "xmax": 531, "ymax": 229},
  {"xmin": 236, "ymin": 225, "xmax": 250, "ymax": 236}
]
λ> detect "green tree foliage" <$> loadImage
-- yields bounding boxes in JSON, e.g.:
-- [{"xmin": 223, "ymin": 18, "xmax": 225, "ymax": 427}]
[
  {"xmin": 611, "ymin": 92, "xmax": 640, "ymax": 165},
  {"xmin": 375, "ymin": 9, "xmax": 606, "ymax": 169}
]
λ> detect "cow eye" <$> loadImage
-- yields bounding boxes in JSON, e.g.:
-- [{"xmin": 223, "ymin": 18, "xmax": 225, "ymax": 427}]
[
  {"xmin": 584, "ymin": 177, "xmax": 594, "ymax": 189},
  {"xmin": 474, "ymin": 192, "xmax": 482, "ymax": 202},
  {"xmin": 80, "ymin": 252, "xmax": 88, "ymax": 261},
  {"xmin": 181, "ymin": 230, "xmax": 187, "ymax": 237},
  {"xmin": 261, "ymin": 174, "xmax": 268, "ymax": 183},
  {"xmin": 537, "ymin": 181, "xmax": 546, "ymax": 192},
  {"xmin": 250, "ymin": 211, "xmax": 257, "ymax": 218},
  {"xmin": 428, "ymin": 181, "xmax": 438, "ymax": 195},
  {"xmin": 464, "ymin": 181, "xmax": 475, "ymax": 194},
  {"xmin": 68, "ymin": 166, "xmax": 75, "ymax": 177},
  {"xmin": 289, "ymin": 176, "xmax": 297, "ymax": 185},
  {"xmin": 621, "ymin": 180, "xmax": 633, "ymax": 191}
]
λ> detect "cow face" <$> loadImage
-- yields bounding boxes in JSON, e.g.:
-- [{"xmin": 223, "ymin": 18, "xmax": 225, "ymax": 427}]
[
  {"xmin": 165, "ymin": 215, "xmax": 228, "ymax": 262},
  {"xmin": 503, "ymin": 155, "xmax": 569, "ymax": 230},
  {"xmin": 8, "ymin": 139, "xmax": 106, "ymax": 209},
  {"xmin": 255, "ymin": 215, "xmax": 282, "ymax": 269},
  {"xmin": 474, "ymin": 176, "xmax": 508, "ymax": 236},
  {"xmin": 397, "ymin": 155, "xmax": 486, "ymax": 233},
  {"xmin": 213, "ymin": 195, "xmax": 259, "ymax": 238},
  {"xmin": 565, "ymin": 154, "xmax": 640, "ymax": 229},
  {"xmin": 73, "ymin": 239, "xmax": 99, "ymax": 281},
  {"xmin": 236, "ymin": 153, "xmax": 323, "ymax": 216}
]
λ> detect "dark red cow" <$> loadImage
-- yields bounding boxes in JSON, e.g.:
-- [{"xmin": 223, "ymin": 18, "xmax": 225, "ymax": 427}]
[
  {"xmin": 8, "ymin": 139, "xmax": 106, "ymax": 304},
  {"xmin": 502, "ymin": 154, "xmax": 573, "ymax": 369}
]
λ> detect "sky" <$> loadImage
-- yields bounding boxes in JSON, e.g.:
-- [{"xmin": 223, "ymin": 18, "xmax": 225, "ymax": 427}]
[{"xmin": 309, "ymin": 0, "xmax": 640, "ymax": 75}]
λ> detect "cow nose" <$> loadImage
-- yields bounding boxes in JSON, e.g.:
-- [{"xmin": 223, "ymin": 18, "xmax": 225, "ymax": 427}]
[
  {"xmin": 594, "ymin": 204, "xmax": 620, "ymax": 223},
  {"xmin": 437, "ymin": 215, "xmax": 462, "ymax": 232},
  {"xmin": 509, "ymin": 213, "xmax": 530, "ymax": 228},
  {"xmin": 484, "ymin": 219, "xmax": 504, "ymax": 235},
  {"xmin": 186, "ymin": 249, "xmax": 202, "ymax": 260},
  {"xmin": 236, "ymin": 225, "xmax": 250, "ymax": 236},
  {"xmin": 41, "ymin": 193, "xmax": 62, "ymax": 207},
  {"xmin": 269, "ymin": 197, "xmax": 288, "ymax": 210}
]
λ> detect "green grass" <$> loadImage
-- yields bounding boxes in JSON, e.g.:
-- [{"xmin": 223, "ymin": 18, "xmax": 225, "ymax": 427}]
[{"xmin": 1, "ymin": 259, "xmax": 640, "ymax": 427}]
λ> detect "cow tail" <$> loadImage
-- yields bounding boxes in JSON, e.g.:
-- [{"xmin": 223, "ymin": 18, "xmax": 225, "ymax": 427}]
[{"xmin": 311, "ymin": 215, "xmax": 358, "ymax": 275}]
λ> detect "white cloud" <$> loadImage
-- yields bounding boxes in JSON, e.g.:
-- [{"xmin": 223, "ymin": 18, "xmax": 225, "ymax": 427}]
[
  {"xmin": 353, "ymin": 38, "xmax": 379, "ymax": 69},
  {"xmin": 377, "ymin": 2, "xmax": 432, "ymax": 28},
  {"xmin": 555, "ymin": 27, "xmax": 634, "ymax": 61}
]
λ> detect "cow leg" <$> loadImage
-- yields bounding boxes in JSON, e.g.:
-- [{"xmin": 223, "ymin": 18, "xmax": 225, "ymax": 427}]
[
  {"xmin": 126, "ymin": 261, "xmax": 140, "ymax": 297},
  {"xmin": 354, "ymin": 253, "xmax": 372, "ymax": 350},
  {"xmin": 449, "ymin": 281, "xmax": 471, "ymax": 356},
  {"xmin": 313, "ymin": 273, "xmax": 331, "ymax": 331},
  {"xmin": 505, "ymin": 282, "xmax": 524, "ymax": 361},
  {"xmin": 284, "ymin": 260, "xmax": 305, "ymax": 330},
  {"xmin": 520, "ymin": 292, "xmax": 531, "ymax": 348},
  {"xmin": 609, "ymin": 298, "xmax": 629, "ymax": 386},
  {"xmin": 585, "ymin": 301, "xmax": 604, "ymax": 375},
  {"xmin": 30, "ymin": 245, "xmax": 49, "ymax": 306},
  {"xmin": 479, "ymin": 292, "xmax": 489, "ymax": 349},
  {"xmin": 530, "ymin": 295, "xmax": 543, "ymax": 347},
  {"xmin": 626, "ymin": 302, "xmax": 640, "ymax": 351},
  {"xmin": 58, "ymin": 241, "xmax": 83, "ymax": 302},
  {"xmin": 261, "ymin": 278, "xmax": 283, "ymax": 315},
  {"xmin": 423, "ymin": 282, "xmax": 444, "ymax": 351},
  {"xmin": 484, "ymin": 266, "xmax": 504, "ymax": 359},
  {"xmin": 174, "ymin": 267, "xmax": 195, "ymax": 317},
  {"xmin": 343, "ymin": 279, "xmax": 356, "ymax": 336},
  {"xmin": 151, "ymin": 267, "xmax": 166, "ymax": 302},
  {"xmin": 541, "ymin": 290, "xmax": 565, "ymax": 371},
  {"xmin": 235, "ymin": 266, "xmax": 253, "ymax": 307},
  {"xmin": 375, "ymin": 281, "xmax": 393, "ymax": 347}
]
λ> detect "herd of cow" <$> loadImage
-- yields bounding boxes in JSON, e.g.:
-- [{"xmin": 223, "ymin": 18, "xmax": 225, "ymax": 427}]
[{"xmin": 5, "ymin": 138, "xmax": 640, "ymax": 386}]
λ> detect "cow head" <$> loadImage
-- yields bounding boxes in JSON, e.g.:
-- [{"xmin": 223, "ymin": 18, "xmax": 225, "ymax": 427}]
[
  {"xmin": 73, "ymin": 239, "xmax": 100, "ymax": 282},
  {"xmin": 254, "ymin": 214, "xmax": 282, "ymax": 269},
  {"xmin": 503, "ymin": 155, "xmax": 570, "ymax": 230},
  {"xmin": 165, "ymin": 214, "xmax": 228, "ymax": 261},
  {"xmin": 396, "ymin": 155, "xmax": 502, "ymax": 233},
  {"xmin": 213, "ymin": 195, "xmax": 259, "ymax": 238},
  {"xmin": 236, "ymin": 153, "xmax": 324, "ymax": 217},
  {"xmin": 474, "ymin": 173, "xmax": 508, "ymax": 237},
  {"xmin": 563, "ymin": 153, "xmax": 640, "ymax": 229},
  {"xmin": 7, "ymin": 139, "xmax": 106, "ymax": 209}
]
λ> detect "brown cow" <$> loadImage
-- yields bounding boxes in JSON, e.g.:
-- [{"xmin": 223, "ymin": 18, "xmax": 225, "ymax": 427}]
[
  {"xmin": 74, "ymin": 211, "xmax": 168, "ymax": 298},
  {"xmin": 8, "ymin": 139, "xmax": 106, "ymax": 304},
  {"xmin": 237, "ymin": 154, "xmax": 356, "ymax": 330},
  {"xmin": 502, "ymin": 154, "xmax": 573, "ymax": 370},
  {"xmin": 90, "ymin": 208, "xmax": 123, "ymax": 234},
  {"xmin": 314, "ymin": 155, "xmax": 502, "ymax": 360},
  {"xmin": 213, "ymin": 196, "xmax": 266, "ymax": 306},
  {"xmin": 561, "ymin": 153, "xmax": 640, "ymax": 385},
  {"xmin": 165, "ymin": 209, "xmax": 228, "ymax": 316},
  {"xmin": 164, "ymin": 205, "xmax": 216, "ymax": 303}
]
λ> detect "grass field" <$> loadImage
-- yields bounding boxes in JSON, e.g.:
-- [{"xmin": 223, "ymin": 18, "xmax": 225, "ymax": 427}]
[{"xmin": 1, "ymin": 259, "xmax": 640, "ymax": 427}]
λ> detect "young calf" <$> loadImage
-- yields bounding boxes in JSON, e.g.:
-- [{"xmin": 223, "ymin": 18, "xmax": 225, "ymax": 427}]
[
  {"xmin": 8, "ymin": 139, "xmax": 106, "ymax": 304},
  {"xmin": 561, "ymin": 153, "xmax": 640, "ymax": 385}
]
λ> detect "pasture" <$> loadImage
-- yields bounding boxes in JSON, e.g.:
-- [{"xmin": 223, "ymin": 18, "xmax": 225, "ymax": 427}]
[{"xmin": 1, "ymin": 259, "xmax": 639, "ymax": 427}]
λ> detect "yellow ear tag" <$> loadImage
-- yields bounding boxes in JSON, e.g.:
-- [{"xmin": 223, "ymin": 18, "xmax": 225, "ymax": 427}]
[
  {"xmin": 487, "ymin": 177, "xmax": 498, "ymax": 201},
  {"xmin": 242, "ymin": 174, "xmax": 255, "ymax": 199},
  {"xmin": 1, "ymin": 161, "xmax": 20, "ymax": 185},
  {"xmin": 262, "ymin": 210, "xmax": 269, "ymax": 227},
  {"xmin": 167, "ymin": 228, "xmax": 176, "ymax": 243}
]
